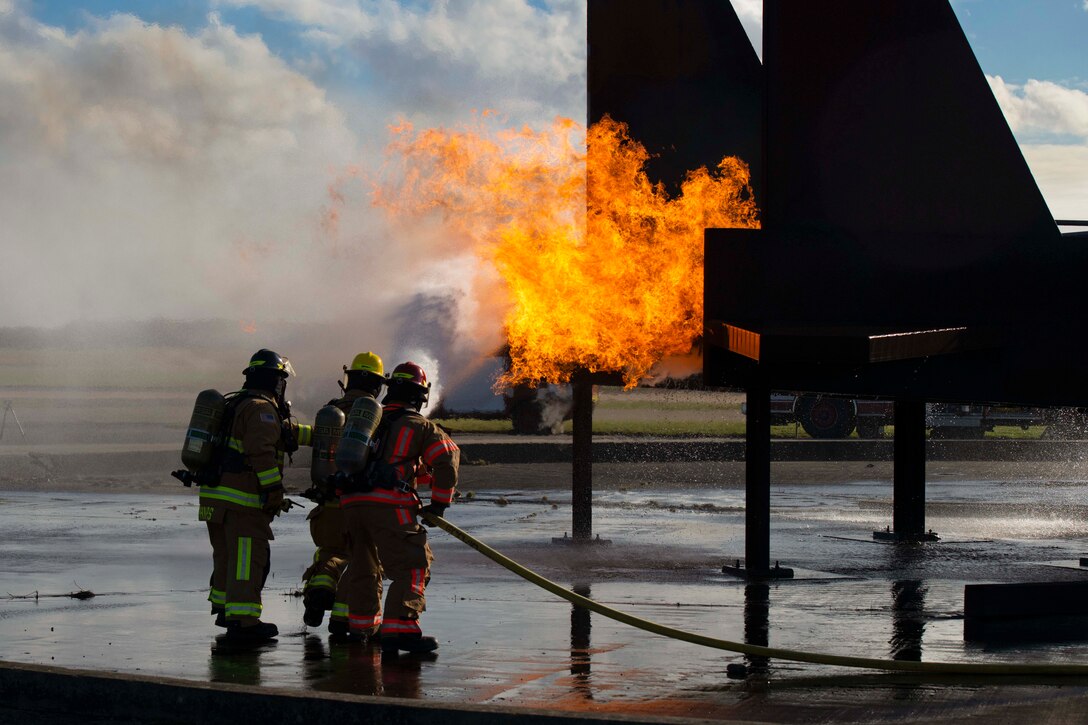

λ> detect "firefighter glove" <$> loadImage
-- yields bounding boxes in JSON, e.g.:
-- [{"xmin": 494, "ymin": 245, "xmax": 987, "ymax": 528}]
[
  {"xmin": 420, "ymin": 502, "xmax": 447, "ymax": 526},
  {"xmin": 262, "ymin": 489, "xmax": 285, "ymax": 516},
  {"xmin": 281, "ymin": 421, "xmax": 300, "ymax": 454}
]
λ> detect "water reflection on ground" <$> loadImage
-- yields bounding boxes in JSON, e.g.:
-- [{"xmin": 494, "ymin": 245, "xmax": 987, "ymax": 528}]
[{"xmin": 4, "ymin": 479, "xmax": 1088, "ymax": 721}]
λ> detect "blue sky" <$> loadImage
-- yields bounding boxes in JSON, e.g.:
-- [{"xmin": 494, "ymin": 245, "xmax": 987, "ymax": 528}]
[
  {"xmin": 1, "ymin": 0, "xmax": 1086, "ymax": 336},
  {"xmin": 26, "ymin": 0, "xmax": 1088, "ymax": 83},
  {"xmin": 26, "ymin": 0, "xmax": 1088, "ymax": 88},
  {"xmin": 953, "ymin": 0, "xmax": 1087, "ymax": 86}
]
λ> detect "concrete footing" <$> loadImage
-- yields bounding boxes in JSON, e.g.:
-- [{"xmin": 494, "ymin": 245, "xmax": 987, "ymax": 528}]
[
  {"xmin": 872, "ymin": 529, "xmax": 941, "ymax": 543},
  {"xmin": 721, "ymin": 561, "xmax": 795, "ymax": 580},
  {"xmin": 551, "ymin": 532, "xmax": 613, "ymax": 545}
]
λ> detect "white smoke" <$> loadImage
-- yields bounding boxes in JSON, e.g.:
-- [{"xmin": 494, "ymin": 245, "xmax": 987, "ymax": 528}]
[
  {"xmin": 0, "ymin": 2, "xmax": 570, "ymax": 412},
  {"xmin": 0, "ymin": 7, "xmax": 360, "ymax": 326}
]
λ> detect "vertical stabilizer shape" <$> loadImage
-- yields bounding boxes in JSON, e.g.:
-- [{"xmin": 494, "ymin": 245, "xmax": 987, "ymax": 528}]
[
  {"xmin": 763, "ymin": 0, "xmax": 1057, "ymax": 246},
  {"xmin": 588, "ymin": 0, "xmax": 763, "ymax": 195}
]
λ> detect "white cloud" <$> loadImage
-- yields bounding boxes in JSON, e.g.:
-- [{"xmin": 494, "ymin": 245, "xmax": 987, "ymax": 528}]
[
  {"xmin": 987, "ymin": 75, "xmax": 1088, "ymax": 218},
  {"xmin": 729, "ymin": 0, "xmax": 763, "ymax": 57},
  {"xmin": 988, "ymin": 75, "xmax": 1088, "ymax": 140},
  {"xmin": 1022, "ymin": 144, "xmax": 1088, "ymax": 219},
  {"xmin": 213, "ymin": 0, "xmax": 587, "ymax": 127},
  {"xmin": 0, "ymin": 4, "xmax": 369, "ymax": 328}
]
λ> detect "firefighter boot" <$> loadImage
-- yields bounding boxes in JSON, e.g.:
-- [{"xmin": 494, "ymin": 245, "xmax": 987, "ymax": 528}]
[
  {"xmin": 303, "ymin": 588, "xmax": 335, "ymax": 628},
  {"xmin": 225, "ymin": 620, "xmax": 279, "ymax": 642},
  {"xmin": 381, "ymin": 633, "xmax": 438, "ymax": 655},
  {"xmin": 328, "ymin": 619, "xmax": 372, "ymax": 645},
  {"xmin": 211, "ymin": 607, "xmax": 227, "ymax": 628}
]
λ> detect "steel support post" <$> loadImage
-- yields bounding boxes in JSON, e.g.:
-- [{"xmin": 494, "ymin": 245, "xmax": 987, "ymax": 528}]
[
  {"xmin": 893, "ymin": 398, "xmax": 927, "ymax": 538},
  {"xmin": 571, "ymin": 377, "xmax": 594, "ymax": 541},
  {"xmin": 745, "ymin": 378, "xmax": 772, "ymax": 573}
]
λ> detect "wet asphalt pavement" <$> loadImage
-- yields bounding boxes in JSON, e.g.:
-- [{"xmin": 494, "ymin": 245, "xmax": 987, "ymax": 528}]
[{"xmin": 5, "ymin": 478, "xmax": 1088, "ymax": 722}]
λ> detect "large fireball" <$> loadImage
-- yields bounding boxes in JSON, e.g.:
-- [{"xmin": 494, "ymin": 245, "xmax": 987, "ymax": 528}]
[{"xmin": 372, "ymin": 114, "xmax": 759, "ymax": 389}]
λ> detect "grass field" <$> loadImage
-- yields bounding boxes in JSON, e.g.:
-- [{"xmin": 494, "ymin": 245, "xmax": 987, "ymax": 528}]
[
  {"xmin": 0, "ymin": 345, "xmax": 1058, "ymax": 440},
  {"xmin": 436, "ymin": 418, "xmax": 1051, "ymax": 438},
  {"xmin": 436, "ymin": 417, "xmax": 803, "ymax": 437}
]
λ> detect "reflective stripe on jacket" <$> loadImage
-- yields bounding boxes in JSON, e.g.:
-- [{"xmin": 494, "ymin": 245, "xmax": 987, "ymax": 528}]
[{"xmin": 200, "ymin": 394, "xmax": 284, "ymax": 513}]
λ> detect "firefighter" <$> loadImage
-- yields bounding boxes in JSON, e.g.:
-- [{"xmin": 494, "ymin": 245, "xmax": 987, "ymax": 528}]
[
  {"xmin": 339, "ymin": 361, "xmax": 459, "ymax": 653},
  {"xmin": 303, "ymin": 352, "xmax": 386, "ymax": 636},
  {"xmin": 199, "ymin": 349, "xmax": 312, "ymax": 642}
]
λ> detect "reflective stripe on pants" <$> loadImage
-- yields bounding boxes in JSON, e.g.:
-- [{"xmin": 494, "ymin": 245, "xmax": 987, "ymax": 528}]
[
  {"xmin": 341, "ymin": 504, "xmax": 433, "ymax": 636},
  {"xmin": 206, "ymin": 509, "xmax": 271, "ymax": 625}
]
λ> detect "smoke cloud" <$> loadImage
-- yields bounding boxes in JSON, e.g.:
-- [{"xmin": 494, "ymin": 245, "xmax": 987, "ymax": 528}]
[
  {"xmin": 988, "ymin": 75, "xmax": 1088, "ymax": 218},
  {"xmin": 3, "ymin": 0, "xmax": 1084, "ymax": 414},
  {"xmin": 0, "ymin": 2, "xmax": 582, "ymax": 409},
  {"xmin": 0, "ymin": 7, "xmax": 358, "ymax": 326}
]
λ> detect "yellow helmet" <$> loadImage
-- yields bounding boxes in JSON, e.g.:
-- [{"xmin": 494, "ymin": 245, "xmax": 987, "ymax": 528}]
[{"xmin": 346, "ymin": 352, "xmax": 384, "ymax": 376}]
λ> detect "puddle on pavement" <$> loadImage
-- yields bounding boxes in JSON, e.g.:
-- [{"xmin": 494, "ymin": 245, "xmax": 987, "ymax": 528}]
[{"xmin": 4, "ymin": 481, "xmax": 1088, "ymax": 720}]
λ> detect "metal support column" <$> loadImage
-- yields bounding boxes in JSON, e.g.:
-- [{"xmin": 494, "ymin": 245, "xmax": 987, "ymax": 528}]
[
  {"xmin": 571, "ymin": 376, "xmax": 594, "ymax": 542},
  {"xmin": 745, "ymin": 378, "xmax": 771, "ymax": 572},
  {"xmin": 884, "ymin": 398, "xmax": 936, "ymax": 541},
  {"xmin": 726, "ymin": 378, "xmax": 796, "ymax": 574},
  {"xmin": 555, "ymin": 371, "xmax": 613, "ymax": 546},
  {"xmin": 723, "ymin": 378, "xmax": 793, "ymax": 578}
]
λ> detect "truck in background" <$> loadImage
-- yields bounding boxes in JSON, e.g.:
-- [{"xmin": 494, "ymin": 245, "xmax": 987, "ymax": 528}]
[{"xmin": 753, "ymin": 393, "xmax": 1088, "ymax": 439}]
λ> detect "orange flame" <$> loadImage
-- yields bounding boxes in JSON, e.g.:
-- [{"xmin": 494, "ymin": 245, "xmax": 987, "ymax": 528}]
[
  {"xmin": 240, "ymin": 319, "xmax": 257, "ymax": 334},
  {"xmin": 374, "ymin": 114, "xmax": 759, "ymax": 389}
]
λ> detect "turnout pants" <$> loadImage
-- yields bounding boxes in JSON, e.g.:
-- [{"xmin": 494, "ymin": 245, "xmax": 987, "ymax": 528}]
[
  {"xmin": 302, "ymin": 502, "xmax": 349, "ymax": 613},
  {"xmin": 206, "ymin": 508, "xmax": 272, "ymax": 625},
  {"xmin": 341, "ymin": 504, "xmax": 433, "ymax": 637}
]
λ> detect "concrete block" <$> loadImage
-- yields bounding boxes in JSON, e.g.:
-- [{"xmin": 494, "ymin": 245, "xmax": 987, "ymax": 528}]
[{"xmin": 964, "ymin": 581, "xmax": 1088, "ymax": 642}]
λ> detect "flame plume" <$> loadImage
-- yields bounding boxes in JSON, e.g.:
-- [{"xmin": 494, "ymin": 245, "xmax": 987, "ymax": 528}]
[{"xmin": 373, "ymin": 114, "xmax": 759, "ymax": 389}]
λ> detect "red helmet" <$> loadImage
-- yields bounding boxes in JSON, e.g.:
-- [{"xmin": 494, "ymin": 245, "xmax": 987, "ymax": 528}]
[{"xmin": 388, "ymin": 361, "xmax": 431, "ymax": 406}]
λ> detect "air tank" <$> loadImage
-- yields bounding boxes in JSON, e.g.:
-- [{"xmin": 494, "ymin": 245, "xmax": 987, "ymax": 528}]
[
  {"xmin": 335, "ymin": 395, "xmax": 382, "ymax": 475},
  {"xmin": 310, "ymin": 404, "xmax": 346, "ymax": 487},
  {"xmin": 182, "ymin": 389, "xmax": 227, "ymax": 472}
]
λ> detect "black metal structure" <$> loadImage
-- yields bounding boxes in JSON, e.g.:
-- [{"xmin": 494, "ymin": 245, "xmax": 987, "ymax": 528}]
[
  {"xmin": 588, "ymin": 0, "xmax": 1086, "ymax": 573},
  {"xmin": 588, "ymin": 0, "xmax": 763, "ymax": 196},
  {"xmin": 703, "ymin": 1, "xmax": 1088, "ymax": 564},
  {"xmin": 571, "ymin": 375, "xmax": 595, "ymax": 540}
]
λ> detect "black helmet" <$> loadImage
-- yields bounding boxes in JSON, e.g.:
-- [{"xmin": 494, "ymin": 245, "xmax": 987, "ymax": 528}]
[
  {"xmin": 243, "ymin": 349, "xmax": 294, "ymax": 377},
  {"xmin": 243, "ymin": 349, "xmax": 294, "ymax": 399}
]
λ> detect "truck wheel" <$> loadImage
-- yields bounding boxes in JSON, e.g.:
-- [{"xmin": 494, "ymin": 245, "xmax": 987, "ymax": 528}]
[{"xmin": 796, "ymin": 395, "xmax": 856, "ymax": 439}]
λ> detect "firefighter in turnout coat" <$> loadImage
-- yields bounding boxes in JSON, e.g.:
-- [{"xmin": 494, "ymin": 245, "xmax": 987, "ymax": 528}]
[
  {"xmin": 339, "ymin": 361, "xmax": 459, "ymax": 653},
  {"xmin": 200, "ymin": 349, "xmax": 312, "ymax": 642},
  {"xmin": 303, "ymin": 352, "xmax": 386, "ymax": 635}
]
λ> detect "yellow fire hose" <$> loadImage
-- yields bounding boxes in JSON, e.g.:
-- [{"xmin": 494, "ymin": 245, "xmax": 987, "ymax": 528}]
[{"xmin": 421, "ymin": 511, "xmax": 1088, "ymax": 676}]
